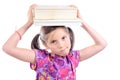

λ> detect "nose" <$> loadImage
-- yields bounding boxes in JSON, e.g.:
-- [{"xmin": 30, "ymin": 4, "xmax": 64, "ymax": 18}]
[{"xmin": 58, "ymin": 41, "xmax": 64, "ymax": 49}]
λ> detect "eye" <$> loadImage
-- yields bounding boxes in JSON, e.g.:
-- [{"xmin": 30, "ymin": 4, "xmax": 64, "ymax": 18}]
[
  {"xmin": 62, "ymin": 36, "xmax": 67, "ymax": 40},
  {"xmin": 51, "ymin": 40, "xmax": 56, "ymax": 44}
]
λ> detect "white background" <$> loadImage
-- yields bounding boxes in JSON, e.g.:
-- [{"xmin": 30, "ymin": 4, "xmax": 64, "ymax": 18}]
[{"xmin": 0, "ymin": 0, "xmax": 120, "ymax": 80}]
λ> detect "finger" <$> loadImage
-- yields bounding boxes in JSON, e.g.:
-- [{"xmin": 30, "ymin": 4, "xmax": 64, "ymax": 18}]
[{"xmin": 69, "ymin": 5, "xmax": 78, "ymax": 8}]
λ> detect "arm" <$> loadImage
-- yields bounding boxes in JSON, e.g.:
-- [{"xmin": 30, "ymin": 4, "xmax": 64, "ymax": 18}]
[
  {"xmin": 2, "ymin": 4, "xmax": 38, "ymax": 63},
  {"xmin": 71, "ymin": 5, "xmax": 107, "ymax": 61},
  {"xmin": 79, "ymin": 21, "xmax": 107, "ymax": 61}
]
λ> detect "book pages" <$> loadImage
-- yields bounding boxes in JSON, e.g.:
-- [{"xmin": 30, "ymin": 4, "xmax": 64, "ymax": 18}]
[{"xmin": 33, "ymin": 6, "xmax": 81, "ymax": 26}]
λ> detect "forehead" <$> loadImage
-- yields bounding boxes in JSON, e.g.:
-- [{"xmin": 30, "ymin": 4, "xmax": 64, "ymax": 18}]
[{"xmin": 46, "ymin": 27, "xmax": 69, "ymax": 41}]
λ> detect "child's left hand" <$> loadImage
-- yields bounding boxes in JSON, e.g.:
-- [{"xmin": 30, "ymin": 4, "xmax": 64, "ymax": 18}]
[{"xmin": 69, "ymin": 5, "xmax": 83, "ymax": 20}]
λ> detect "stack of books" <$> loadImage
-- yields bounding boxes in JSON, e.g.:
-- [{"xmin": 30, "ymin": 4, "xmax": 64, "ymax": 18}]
[{"xmin": 33, "ymin": 5, "xmax": 81, "ymax": 26}]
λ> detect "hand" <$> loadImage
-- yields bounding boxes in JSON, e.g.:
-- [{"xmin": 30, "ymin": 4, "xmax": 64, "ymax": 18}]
[
  {"xmin": 27, "ymin": 4, "xmax": 39, "ymax": 24},
  {"xmin": 69, "ymin": 5, "xmax": 83, "ymax": 20}
]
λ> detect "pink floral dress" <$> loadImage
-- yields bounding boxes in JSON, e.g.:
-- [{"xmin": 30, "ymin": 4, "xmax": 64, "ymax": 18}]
[{"xmin": 30, "ymin": 49, "xmax": 80, "ymax": 80}]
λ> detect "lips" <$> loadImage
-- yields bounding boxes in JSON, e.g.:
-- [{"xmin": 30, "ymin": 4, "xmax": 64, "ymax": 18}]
[
  {"xmin": 60, "ymin": 48, "xmax": 69, "ymax": 55},
  {"xmin": 60, "ymin": 48, "xmax": 67, "ymax": 52}
]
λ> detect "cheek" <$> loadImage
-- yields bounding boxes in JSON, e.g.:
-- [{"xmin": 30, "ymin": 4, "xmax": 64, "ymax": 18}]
[
  {"xmin": 48, "ymin": 45, "xmax": 57, "ymax": 51},
  {"xmin": 63, "ymin": 39, "xmax": 71, "ymax": 54},
  {"xmin": 49, "ymin": 46, "xmax": 59, "ymax": 54},
  {"xmin": 65, "ymin": 38, "xmax": 71, "ymax": 47}
]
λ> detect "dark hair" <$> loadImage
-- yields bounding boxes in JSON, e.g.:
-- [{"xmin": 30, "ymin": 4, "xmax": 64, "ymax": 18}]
[
  {"xmin": 31, "ymin": 34, "xmax": 40, "ymax": 49},
  {"xmin": 31, "ymin": 26, "xmax": 74, "ymax": 51}
]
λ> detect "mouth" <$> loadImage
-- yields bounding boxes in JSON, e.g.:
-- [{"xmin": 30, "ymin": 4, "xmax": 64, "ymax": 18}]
[
  {"xmin": 60, "ymin": 48, "xmax": 69, "ymax": 55},
  {"xmin": 60, "ymin": 48, "xmax": 67, "ymax": 52}
]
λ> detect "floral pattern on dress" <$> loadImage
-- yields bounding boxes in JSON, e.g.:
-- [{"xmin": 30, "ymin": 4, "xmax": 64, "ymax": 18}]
[{"xmin": 30, "ymin": 49, "xmax": 80, "ymax": 80}]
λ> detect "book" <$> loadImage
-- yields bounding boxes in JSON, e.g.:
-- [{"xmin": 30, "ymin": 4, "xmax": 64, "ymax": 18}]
[
  {"xmin": 33, "ymin": 5, "xmax": 82, "ymax": 26},
  {"xmin": 34, "ymin": 19, "xmax": 82, "ymax": 26},
  {"xmin": 33, "ymin": 5, "xmax": 78, "ymax": 20}
]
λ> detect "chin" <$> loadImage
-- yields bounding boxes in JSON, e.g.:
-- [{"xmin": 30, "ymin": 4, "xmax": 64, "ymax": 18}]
[
  {"xmin": 56, "ymin": 49, "xmax": 70, "ymax": 56},
  {"xmin": 60, "ymin": 52, "xmax": 69, "ymax": 56}
]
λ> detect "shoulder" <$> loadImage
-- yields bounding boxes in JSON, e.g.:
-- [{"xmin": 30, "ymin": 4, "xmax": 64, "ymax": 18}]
[
  {"xmin": 33, "ymin": 49, "xmax": 49, "ymax": 58},
  {"xmin": 68, "ymin": 50, "xmax": 80, "ymax": 67},
  {"xmin": 68, "ymin": 50, "xmax": 80, "ymax": 61},
  {"xmin": 71, "ymin": 50, "xmax": 80, "ymax": 57},
  {"xmin": 30, "ymin": 49, "xmax": 50, "ymax": 70}
]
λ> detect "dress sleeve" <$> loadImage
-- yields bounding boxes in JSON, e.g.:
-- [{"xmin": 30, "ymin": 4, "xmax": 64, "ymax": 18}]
[
  {"xmin": 69, "ymin": 50, "xmax": 80, "ymax": 68},
  {"xmin": 30, "ymin": 49, "xmax": 38, "ymax": 70},
  {"xmin": 30, "ymin": 49, "xmax": 48, "ymax": 70}
]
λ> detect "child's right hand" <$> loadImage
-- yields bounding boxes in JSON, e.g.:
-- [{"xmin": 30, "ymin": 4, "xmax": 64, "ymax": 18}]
[{"xmin": 27, "ymin": 4, "xmax": 38, "ymax": 24}]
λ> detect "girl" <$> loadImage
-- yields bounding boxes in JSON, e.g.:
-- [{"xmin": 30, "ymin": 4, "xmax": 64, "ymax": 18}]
[{"xmin": 2, "ymin": 4, "xmax": 107, "ymax": 80}]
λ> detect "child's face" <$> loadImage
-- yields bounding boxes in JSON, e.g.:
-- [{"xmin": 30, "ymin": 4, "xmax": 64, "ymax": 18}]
[{"xmin": 44, "ymin": 27, "xmax": 71, "ymax": 56}]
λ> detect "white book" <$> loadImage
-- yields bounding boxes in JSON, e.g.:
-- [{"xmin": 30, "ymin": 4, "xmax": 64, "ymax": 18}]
[
  {"xmin": 33, "ymin": 6, "xmax": 81, "ymax": 26},
  {"xmin": 33, "ymin": 6, "xmax": 77, "ymax": 20},
  {"xmin": 34, "ymin": 5, "xmax": 76, "ymax": 10},
  {"xmin": 34, "ymin": 19, "xmax": 82, "ymax": 26},
  {"xmin": 34, "ymin": 10, "xmax": 77, "ymax": 20}
]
